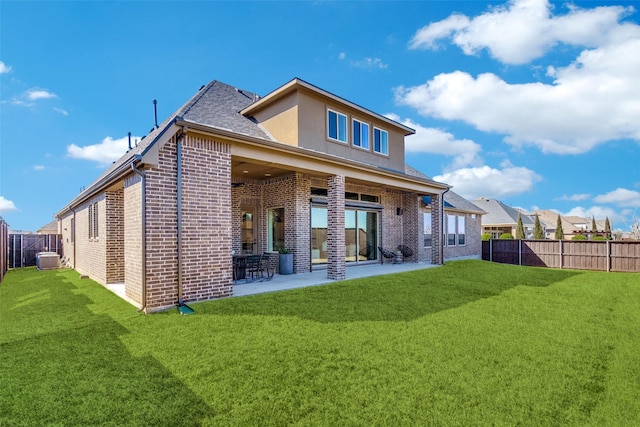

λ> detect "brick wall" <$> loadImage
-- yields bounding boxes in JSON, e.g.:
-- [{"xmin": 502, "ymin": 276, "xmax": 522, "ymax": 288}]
[
  {"xmin": 73, "ymin": 195, "xmax": 107, "ymax": 283},
  {"xmin": 124, "ymin": 173, "xmax": 143, "ymax": 305},
  {"xmin": 143, "ymin": 135, "xmax": 233, "ymax": 311},
  {"xmin": 105, "ymin": 187, "xmax": 124, "ymax": 283}
]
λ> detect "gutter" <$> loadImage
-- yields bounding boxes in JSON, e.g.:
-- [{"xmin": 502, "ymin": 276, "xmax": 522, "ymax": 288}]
[{"xmin": 131, "ymin": 156, "xmax": 147, "ymax": 313}]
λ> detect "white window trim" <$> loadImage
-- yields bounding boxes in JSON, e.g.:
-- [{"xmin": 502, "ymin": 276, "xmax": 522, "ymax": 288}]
[
  {"xmin": 327, "ymin": 108, "xmax": 348, "ymax": 144},
  {"xmin": 352, "ymin": 118, "xmax": 370, "ymax": 151},
  {"xmin": 373, "ymin": 127, "xmax": 389, "ymax": 156}
]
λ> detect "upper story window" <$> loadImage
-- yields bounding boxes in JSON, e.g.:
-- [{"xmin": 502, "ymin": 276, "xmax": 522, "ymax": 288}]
[
  {"xmin": 327, "ymin": 109, "xmax": 347, "ymax": 143},
  {"xmin": 373, "ymin": 128, "xmax": 388, "ymax": 155},
  {"xmin": 352, "ymin": 119, "xmax": 369, "ymax": 150}
]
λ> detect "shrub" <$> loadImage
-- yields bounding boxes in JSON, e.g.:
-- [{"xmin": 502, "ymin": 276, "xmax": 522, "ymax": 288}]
[
  {"xmin": 481, "ymin": 233, "xmax": 492, "ymax": 241},
  {"xmin": 593, "ymin": 235, "xmax": 607, "ymax": 241},
  {"xmin": 572, "ymin": 234, "xmax": 587, "ymax": 240},
  {"xmin": 499, "ymin": 233, "xmax": 514, "ymax": 240}
]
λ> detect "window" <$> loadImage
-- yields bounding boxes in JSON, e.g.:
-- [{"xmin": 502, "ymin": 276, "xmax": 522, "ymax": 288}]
[
  {"xmin": 88, "ymin": 202, "xmax": 99, "ymax": 239},
  {"xmin": 447, "ymin": 215, "xmax": 456, "ymax": 246},
  {"xmin": 70, "ymin": 218, "xmax": 75, "ymax": 243},
  {"xmin": 268, "ymin": 208, "xmax": 285, "ymax": 252},
  {"xmin": 423, "ymin": 213, "xmax": 432, "ymax": 247},
  {"xmin": 327, "ymin": 109, "xmax": 347, "ymax": 143},
  {"xmin": 373, "ymin": 128, "xmax": 388, "ymax": 155},
  {"xmin": 352, "ymin": 119, "xmax": 369, "ymax": 150},
  {"xmin": 88, "ymin": 204, "xmax": 93, "ymax": 239},
  {"xmin": 93, "ymin": 203, "xmax": 99, "ymax": 238},
  {"xmin": 458, "ymin": 216, "xmax": 466, "ymax": 245}
]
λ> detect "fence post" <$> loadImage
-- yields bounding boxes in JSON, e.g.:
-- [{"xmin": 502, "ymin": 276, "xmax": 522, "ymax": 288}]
[
  {"xmin": 489, "ymin": 239, "xmax": 493, "ymax": 262},
  {"xmin": 559, "ymin": 240, "xmax": 563, "ymax": 269},
  {"xmin": 519, "ymin": 239, "xmax": 522, "ymax": 266},
  {"xmin": 606, "ymin": 240, "xmax": 611, "ymax": 272}
]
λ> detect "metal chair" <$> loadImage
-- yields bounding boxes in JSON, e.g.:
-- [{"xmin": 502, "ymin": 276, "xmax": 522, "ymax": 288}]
[
  {"xmin": 378, "ymin": 246, "xmax": 396, "ymax": 264},
  {"xmin": 245, "ymin": 254, "xmax": 263, "ymax": 282},
  {"xmin": 397, "ymin": 245, "xmax": 414, "ymax": 261}
]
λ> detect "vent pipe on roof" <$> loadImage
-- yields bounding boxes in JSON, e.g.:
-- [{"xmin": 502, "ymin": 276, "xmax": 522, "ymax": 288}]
[
  {"xmin": 128, "ymin": 132, "xmax": 132, "ymax": 150},
  {"xmin": 153, "ymin": 99, "xmax": 158, "ymax": 129}
]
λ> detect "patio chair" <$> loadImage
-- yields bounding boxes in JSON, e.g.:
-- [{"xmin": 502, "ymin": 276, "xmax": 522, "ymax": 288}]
[
  {"xmin": 258, "ymin": 252, "xmax": 277, "ymax": 280},
  {"xmin": 397, "ymin": 245, "xmax": 414, "ymax": 261},
  {"xmin": 378, "ymin": 246, "xmax": 396, "ymax": 264},
  {"xmin": 245, "ymin": 254, "xmax": 263, "ymax": 282}
]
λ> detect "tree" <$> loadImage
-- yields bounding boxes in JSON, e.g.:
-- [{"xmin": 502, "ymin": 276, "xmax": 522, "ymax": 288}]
[
  {"xmin": 605, "ymin": 217, "xmax": 611, "ymax": 238},
  {"xmin": 555, "ymin": 214, "xmax": 564, "ymax": 240},
  {"xmin": 516, "ymin": 214, "xmax": 525, "ymax": 239},
  {"xmin": 533, "ymin": 214, "xmax": 544, "ymax": 239},
  {"xmin": 591, "ymin": 216, "xmax": 597, "ymax": 232}
]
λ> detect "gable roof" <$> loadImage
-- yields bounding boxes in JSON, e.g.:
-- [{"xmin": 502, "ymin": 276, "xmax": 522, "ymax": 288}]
[
  {"xmin": 472, "ymin": 197, "xmax": 534, "ymax": 226},
  {"xmin": 57, "ymin": 79, "xmax": 445, "ymax": 217},
  {"xmin": 242, "ymin": 77, "xmax": 416, "ymax": 136}
]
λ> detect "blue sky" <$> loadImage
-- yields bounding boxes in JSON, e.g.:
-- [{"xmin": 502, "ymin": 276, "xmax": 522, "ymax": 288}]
[{"xmin": 1, "ymin": 0, "xmax": 639, "ymax": 232}]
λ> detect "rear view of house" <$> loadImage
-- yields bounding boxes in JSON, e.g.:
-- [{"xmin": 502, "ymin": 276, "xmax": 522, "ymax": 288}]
[{"xmin": 57, "ymin": 78, "xmax": 482, "ymax": 312}]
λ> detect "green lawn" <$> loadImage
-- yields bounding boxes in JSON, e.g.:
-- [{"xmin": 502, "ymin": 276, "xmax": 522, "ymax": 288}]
[{"xmin": 1, "ymin": 260, "xmax": 639, "ymax": 426}]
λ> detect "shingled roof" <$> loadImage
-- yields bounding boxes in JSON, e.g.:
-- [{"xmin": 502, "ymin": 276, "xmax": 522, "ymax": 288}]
[
  {"xmin": 57, "ymin": 80, "xmax": 271, "ymax": 215},
  {"xmin": 472, "ymin": 197, "xmax": 533, "ymax": 226}
]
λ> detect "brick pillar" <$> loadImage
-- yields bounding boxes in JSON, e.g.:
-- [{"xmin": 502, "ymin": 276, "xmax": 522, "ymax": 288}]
[
  {"xmin": 402, "ymin": 192, "xmax": 420, "ymax": 262},
  {"xmin": 431, "ymin": 192, "xmax": 443, "ymax": 265},
  {"xmin": 327, "ymin": 175, "xmax": 345, "ymax": 280}
]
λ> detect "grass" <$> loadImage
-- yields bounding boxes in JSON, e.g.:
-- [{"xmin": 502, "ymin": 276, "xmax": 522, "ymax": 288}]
[{"xmin": 1, "ymin": 260, "xmax": 639, "ymax": 426}]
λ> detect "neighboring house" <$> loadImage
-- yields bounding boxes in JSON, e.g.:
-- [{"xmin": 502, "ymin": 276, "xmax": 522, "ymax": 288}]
[
  {"xmin": 56, "ymin": 78, "xmax": 482, "ymax": 312},
  {"xmin": 36, "ymin": 220, "xmax": 58, "ymax": 234},
  {"xmin": 472, "ymin": 197, "xmax": 535, "ymax": 238},
  {"xmin": 407, "ymin": 166, "xmax": 485, "ymax": 260},
  {"xmin": 532, "ymin": 210, "xmax": 611, "ymax": 240}
]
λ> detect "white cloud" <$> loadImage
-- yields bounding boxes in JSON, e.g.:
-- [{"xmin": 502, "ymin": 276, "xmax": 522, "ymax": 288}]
[
  {"xmin": 54, "ymin": 107, "xmax": 69, "ymax": 116},
  {"xmin": 338, "ymin": 52, "xmax": 346, "ymax": 60},
  {"xmin": 400, "ymin": 0, "xmax": 640, "ymax": 155},
  {"xmin": 556, "ymin": 193, "xmax": 591, "ymax": 202},
  {"xmin": 351, "ymin": 57, "xmax": 388, "ymax": 70},
  {"xmin": 0, "ymin": 61, "xmax": 11, "ymax": 74},
  {"xmin": 0, "ymin": 196, "xmax": 17, "ymax": 212},
  {"xmin": 386, "ymin": 114, "xmax": 482, "ymax": 170},
  {"xmin": 67, "ymin": 135, "xmax": 141, "ymax": 165},
  {"xmin": 26, "ymin": 89, "xmax": 57, "ymax": 101},
  {"xmin": 593, "ymin": 188, "xmax": 640, "ymax": 207},
  {"xmin": 409, "ymin": 0, "xmax": 635, "ymax": 65},
  {"xmin": 564, "ymin": 205, "xmax": 627, "ymax": 223},
  {"xmin": 396, "ymin": 36, "xmax": 640, "ymax": 154},
  {"xmin": 33, "ymin": 165, "xmax": 45, "ymax": 171},
  {"xmin": 433, "ymin": 160, "xmax": 541, "ymax": 199}
]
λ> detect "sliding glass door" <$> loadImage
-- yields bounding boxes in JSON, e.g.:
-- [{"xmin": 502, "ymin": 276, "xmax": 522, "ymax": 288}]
[{"xmin": 311, "ymin": 206, "xmax": 378, "ymax": 265}]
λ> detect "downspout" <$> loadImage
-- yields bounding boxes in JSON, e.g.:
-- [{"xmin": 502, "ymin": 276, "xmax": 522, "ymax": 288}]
[
  {"xmin": 131, "ymin": 157, "xmax": 147, "ymax": 313},
  {"xmin": 440, "ymin": 188, "xmax": 450, "ymax": 265},
  {"xmin": 177, "ymin": 132, "xmax": 183, "ymax": 305},
  {"xmin": 175, "ymin": 128, "xmax": 194, "ymax": 314},
  {"xmin": 70, "ymin": 207, "xmax": 77, "ymax": 269}
]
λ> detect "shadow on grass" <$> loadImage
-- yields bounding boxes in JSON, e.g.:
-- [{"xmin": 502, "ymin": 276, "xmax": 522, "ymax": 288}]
[
  {"xmin": 198, "ymin": 260, "xmax": 583, "ymax": 323},
  {"xmin": 0, "ymin": 269, "xmax": 213, "ymax": 426}
]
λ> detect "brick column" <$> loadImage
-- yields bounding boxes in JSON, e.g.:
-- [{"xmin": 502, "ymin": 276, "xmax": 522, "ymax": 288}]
[
  {"xmin": 431, "ymin": 192, "xmax": 443, "ymax": 265},
  {"xmin": 327, "ymin": 175, "xmax": 345, "ymax": 280},
  {"xmin": 402, "ymin": 192, "xmax": 420, "ymax": 262}
]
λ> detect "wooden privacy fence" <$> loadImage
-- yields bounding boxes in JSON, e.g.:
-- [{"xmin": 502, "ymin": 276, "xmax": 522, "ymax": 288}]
[
  {"xmin": 482, "ymin": 240, "xmax": 640, "ymax": 273},
  {"xmin": 8, "ymin": 234, "xmax": 63, "ymax": 269}
]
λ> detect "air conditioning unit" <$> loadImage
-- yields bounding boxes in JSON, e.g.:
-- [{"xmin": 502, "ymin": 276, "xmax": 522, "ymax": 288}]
[{"xmin": 36, "ymin": 252, "xmax": 60, "ymax": 270}]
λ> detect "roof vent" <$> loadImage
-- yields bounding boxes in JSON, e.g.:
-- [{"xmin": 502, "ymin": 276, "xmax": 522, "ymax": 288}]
[{"xmin": 153, "ymin": 99, "xmax": 159, "ymax": 129}]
